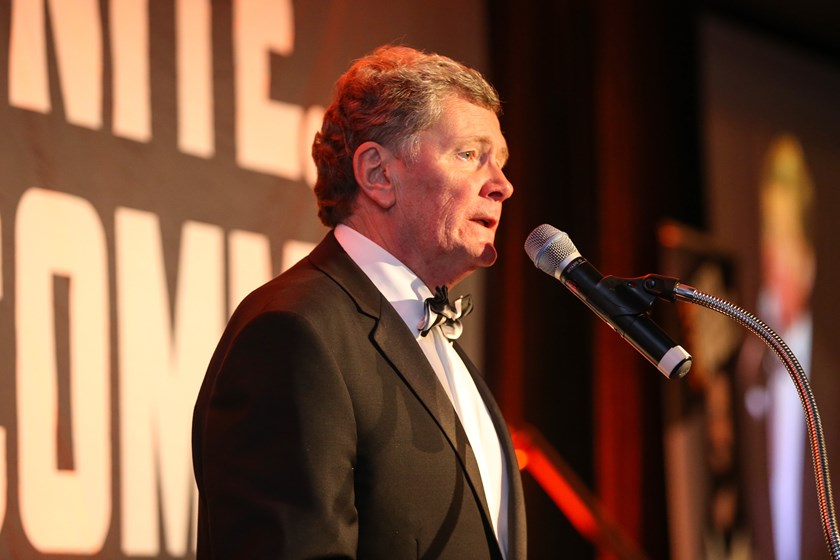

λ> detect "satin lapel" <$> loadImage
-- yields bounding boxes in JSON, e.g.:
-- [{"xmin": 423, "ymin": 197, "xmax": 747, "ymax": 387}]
[
  {"xmin": 372, "ymin": 302, "xmax": 493, "ymax": 521},
  {"xmin": 307, "ymin": 232, "xmax": 494, "ymax": 530},
  {"xmin": 455, "ymin": 345, "xmax": 528, "ymax": 560}
]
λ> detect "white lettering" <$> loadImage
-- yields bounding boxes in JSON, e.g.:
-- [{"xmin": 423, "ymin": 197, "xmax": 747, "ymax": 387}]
[
  {"xmin": 9, "ymin": 0, "xmax": 321, "ymax": 181},
  {"xmin": 115, "ymin": 209, "xmax": 225, "ymax": 555},
  {"xmin": 9, "ymin": 0, "xmax": 49, "ymax": 113},
  {"xmin": 15, "ymin": 188, "xmax": 111, "ymax": 553},
  {"xmin": 234, "ymin": 0, "xmax": 302, "ymax": 178},
  {"xmin": 280, "ymin": 239, "xmax": 316, "ymax": 273},
  {"xmin": 177, "ymin": 0, "xmax": 214, "ymax": 157},
  {"xmin": 9, "ymin": 0, "xmax": 102, "ymax": 128},
  {"xmin": 227, "ymin": 229, "xmax": 272, "ymax": 312},
  {"xmin": 302, "ymin": 104, "xmax": 326, "ymax": 187},
  {"xmin": 111, "ymin": 0, "xmax": 151, "ymax": 141}
]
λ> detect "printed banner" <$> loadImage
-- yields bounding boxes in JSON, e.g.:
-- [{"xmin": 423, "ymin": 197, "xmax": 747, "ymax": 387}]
[{"xmin": 0, "ymin": 1, "xmax": 488, "ymax": 557}]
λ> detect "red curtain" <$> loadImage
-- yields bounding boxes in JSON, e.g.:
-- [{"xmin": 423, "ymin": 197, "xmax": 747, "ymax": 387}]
[{"xmin": 485, "ymin": 1, "xmax": 703, "ymax": 558}]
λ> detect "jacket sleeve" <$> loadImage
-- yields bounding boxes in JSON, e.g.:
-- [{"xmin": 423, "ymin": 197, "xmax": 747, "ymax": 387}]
[{"xmin": 194, "ymin": 311, "xmax": 358, "ymax": 559}]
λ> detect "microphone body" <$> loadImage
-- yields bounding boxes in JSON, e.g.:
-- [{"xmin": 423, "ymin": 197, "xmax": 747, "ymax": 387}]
[{"xmin": 525, "ymin": 224, "xmax": 691, "ymax": 379}]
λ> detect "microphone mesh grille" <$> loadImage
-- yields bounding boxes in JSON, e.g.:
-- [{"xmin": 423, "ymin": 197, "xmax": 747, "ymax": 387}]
[{"xmin": 524, "ymin": 224, "xmax": 578, "ymax": 275}]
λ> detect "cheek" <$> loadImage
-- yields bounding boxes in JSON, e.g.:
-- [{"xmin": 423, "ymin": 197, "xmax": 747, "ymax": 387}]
[
  {"xmin": 408, "ymin": 171, "xmax": 473, "ymax": 239},
  {"xmin": 431, "ymin": 196, "xmax": 462, "ymax": 231}
]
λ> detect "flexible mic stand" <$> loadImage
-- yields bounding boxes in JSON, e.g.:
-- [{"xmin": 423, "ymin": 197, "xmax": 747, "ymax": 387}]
[{"xmin": 641, "ymin": 274, "xmax": 840, "ymax": 559}]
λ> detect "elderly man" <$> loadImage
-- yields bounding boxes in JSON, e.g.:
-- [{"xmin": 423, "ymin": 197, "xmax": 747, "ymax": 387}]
[{"xmin": 192, "ymin": 45, "xmax": 526, "ymax": 559}]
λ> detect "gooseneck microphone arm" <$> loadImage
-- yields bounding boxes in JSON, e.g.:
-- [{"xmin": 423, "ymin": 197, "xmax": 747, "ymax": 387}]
[
  {"xmin": 644, "ymin": 274, "xmax": 840, "ymax": 559},
  {"xmin": 525, "ymin": 223, "xmax": 839, "ymax": 557}
]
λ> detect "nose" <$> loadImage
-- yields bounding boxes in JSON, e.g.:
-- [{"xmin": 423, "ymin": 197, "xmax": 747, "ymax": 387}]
[{"xmin": 483, "ymin": 163, "xmax": 514, "ymax": 202}]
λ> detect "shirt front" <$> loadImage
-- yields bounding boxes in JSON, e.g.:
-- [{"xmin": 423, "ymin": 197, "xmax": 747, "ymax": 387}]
[{"xmin": 334, "ymin": 224, "xmax": 509, "ymax": 558}]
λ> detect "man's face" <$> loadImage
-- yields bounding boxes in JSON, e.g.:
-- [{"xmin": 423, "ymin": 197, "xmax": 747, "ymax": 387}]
[
  {"xmin": 760, "ymin": 182, "xmax": 815, "ymax": 328},
  {"xmin": 389, "ymin": 95, "xmax": 513, "ymax": 286}
]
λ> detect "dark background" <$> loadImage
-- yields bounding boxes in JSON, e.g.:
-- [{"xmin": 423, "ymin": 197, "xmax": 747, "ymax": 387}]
[
  {"xmin": 2, "ymin": 1, "xmax": 840, "ymax": 558},
  {"xmin": 483, "ymin": 1, "xmax": 840, "ymax": 558}
]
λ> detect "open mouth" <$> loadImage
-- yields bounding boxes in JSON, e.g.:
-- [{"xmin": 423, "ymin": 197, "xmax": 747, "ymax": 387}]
[{"xmin": 473, "ymin": 217, "xmax": 496, "ymax": 229}]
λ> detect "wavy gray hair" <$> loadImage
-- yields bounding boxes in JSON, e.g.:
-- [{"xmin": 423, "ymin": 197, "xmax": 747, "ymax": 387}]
[{"xmin": 312, "ymin": 45, "xmax": 501, "ymax": 227}]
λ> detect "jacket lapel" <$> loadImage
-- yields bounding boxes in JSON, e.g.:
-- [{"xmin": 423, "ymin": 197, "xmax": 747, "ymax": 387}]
[
  {"xmin": 457, "ymin": 346, "xmax": 528, "ymax": 560},
  {"xmin": 372, "ymin": 298, "xmax": 493, "ymax": 514},
  {"xmin": 307, "ymin": 232, "xmax": 497, "ymax": 546}
]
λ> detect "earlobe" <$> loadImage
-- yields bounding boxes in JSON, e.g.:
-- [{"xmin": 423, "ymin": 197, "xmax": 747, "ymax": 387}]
[{"xmin": 353, "ymin": 141, "xmax": 396, "ymax": 209}]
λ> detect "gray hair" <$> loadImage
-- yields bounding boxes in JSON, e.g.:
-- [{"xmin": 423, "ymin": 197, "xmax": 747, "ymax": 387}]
[{"xmin": 312, "ymin": 45, "xmax": 501, "ymax": 227}]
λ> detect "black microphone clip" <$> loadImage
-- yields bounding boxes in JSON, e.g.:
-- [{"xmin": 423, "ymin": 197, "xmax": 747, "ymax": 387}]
[{"xmin": 525, "ymin": 224, "xmax": 692, "ymax": 379}]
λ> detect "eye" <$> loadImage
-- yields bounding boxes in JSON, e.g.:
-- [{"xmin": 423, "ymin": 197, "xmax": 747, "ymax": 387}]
[{"xmin": 458, "ymin": 150, "xmax": 478, "ymax": 161}]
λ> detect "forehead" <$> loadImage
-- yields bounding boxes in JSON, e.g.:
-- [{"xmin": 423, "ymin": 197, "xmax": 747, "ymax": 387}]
[{"xmin": 424, "ymin": 96, "xmax": 508, "ymax": 152}]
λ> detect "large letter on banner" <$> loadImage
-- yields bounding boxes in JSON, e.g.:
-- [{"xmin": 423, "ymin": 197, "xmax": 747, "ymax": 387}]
[
  {"xmin": 116, "ymin": 209, "xmax": 225, "ymax": 555},
  {"xmin": 9, "ymin": 0, "xmax": 102, "ymax": 129},
  {"xmin": 16, "ymin": 188, "xmax": 111, "ymax": 554}
]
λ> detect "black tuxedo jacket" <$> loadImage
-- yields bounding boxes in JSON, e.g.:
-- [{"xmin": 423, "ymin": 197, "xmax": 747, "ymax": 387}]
[{"xmin": 192, "ymin": 231, "xmax": 527, "ymax": 559}]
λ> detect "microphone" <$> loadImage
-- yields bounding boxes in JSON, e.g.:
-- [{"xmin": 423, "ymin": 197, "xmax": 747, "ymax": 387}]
[{"xmin": 524, "ymin": 224, "xmax": 691, "ymax": 379}]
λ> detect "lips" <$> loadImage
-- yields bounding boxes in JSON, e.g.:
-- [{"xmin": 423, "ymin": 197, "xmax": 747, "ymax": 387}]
[{"xmin": 471, "ymin": 216, "xmax": 498, "ymax": 230}]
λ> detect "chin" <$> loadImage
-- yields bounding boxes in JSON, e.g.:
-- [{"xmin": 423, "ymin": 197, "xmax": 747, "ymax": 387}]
[
  {"xmin": 476, "ymin": 244, "xmax": 498, "ymax": 267},
  {"xmin": 447, "ymin": 244, "xmax": 497, "ymax": 282}
]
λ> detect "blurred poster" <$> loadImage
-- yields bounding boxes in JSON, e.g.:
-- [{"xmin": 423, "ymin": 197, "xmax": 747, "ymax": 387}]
[{"xmin": 662, "ymin": 15, "xmax": 840, "ymax": 560}]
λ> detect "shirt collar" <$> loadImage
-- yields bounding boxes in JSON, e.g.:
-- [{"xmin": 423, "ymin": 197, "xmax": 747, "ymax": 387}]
[{"xmin": 334, "ymin": 224, "xmax": 432, "ymax": 334}]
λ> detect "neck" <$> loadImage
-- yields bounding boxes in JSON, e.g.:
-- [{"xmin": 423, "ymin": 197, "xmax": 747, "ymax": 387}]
[{"xmin": 339, "ymin": 220, "xmax": 470, "ymax": 291}]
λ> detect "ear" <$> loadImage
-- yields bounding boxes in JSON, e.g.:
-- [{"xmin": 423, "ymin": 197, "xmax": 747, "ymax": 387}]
[{"xmin": 353, "ymin": 141, "xmax": 397, "ymax": 209}]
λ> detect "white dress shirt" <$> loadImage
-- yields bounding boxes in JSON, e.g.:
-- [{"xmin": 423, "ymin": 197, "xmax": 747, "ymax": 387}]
[
  {"xmin": 767, "ymin": 310, "xmax": 812, "ymax": 560},
  {"xmin": 334, "ymin": 224, "xmax": 509, "ymax": 557}
]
